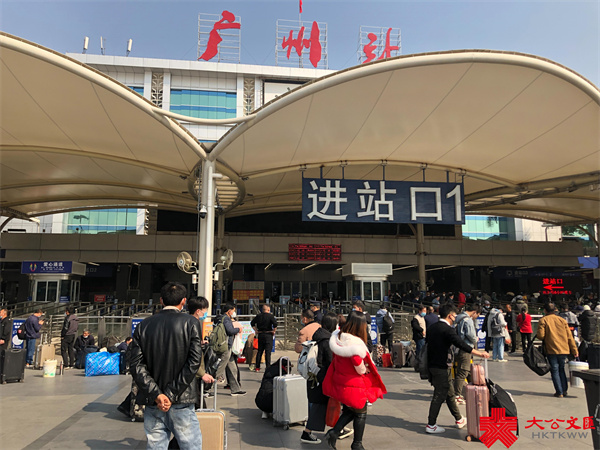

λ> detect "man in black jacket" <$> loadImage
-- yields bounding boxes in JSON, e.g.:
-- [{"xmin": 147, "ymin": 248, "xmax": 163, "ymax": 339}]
[
  {"xmin": 250, "ymin": 304, "xmax": 277, "ymax": 372},
  {"xmin": 130, "ymin": 282, "xmax": 203, "ymax": 449},
  {"xmin": 61, "ymin": 306, "xmax": 79, "ymax": 368},
  {"xmin": 0, "ymin": 308, "xmax": 10, "ymax": 350},
  {"xmin": 425, "ymin": 304, "xmax": 489, "ymax": 434}
]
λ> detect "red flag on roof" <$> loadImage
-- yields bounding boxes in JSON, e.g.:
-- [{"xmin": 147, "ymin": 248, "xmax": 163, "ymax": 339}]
[{"xmin": 300, "ymin": 0, "xmax": 303, "ymax": 13}]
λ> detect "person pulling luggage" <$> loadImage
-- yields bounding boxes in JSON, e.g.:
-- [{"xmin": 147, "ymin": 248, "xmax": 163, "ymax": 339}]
[
  {"xmin": 425, "ymin": 304, "xmax": 489, "ymax": 434},
  {"xmin": 323, "ymin": 311, "xmax": 387, "ymax": 450}
]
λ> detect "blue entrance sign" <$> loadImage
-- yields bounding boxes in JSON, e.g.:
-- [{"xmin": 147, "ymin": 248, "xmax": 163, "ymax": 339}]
[
  {"xmin": 302, "ymin": 178, "xmax": 464, "ymax": 225},
  {"xmin": 22, "ymin": 261, "xmax": 73, "ymax": 274},
  {"xmin": 11, "ymin": 319, "xmax": 25, "ymax": 349}
]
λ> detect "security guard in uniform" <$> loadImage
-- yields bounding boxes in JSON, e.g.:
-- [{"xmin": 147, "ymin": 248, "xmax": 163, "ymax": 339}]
[{"xmin": 250, "ymin": 304, "xmax": 277, "ymax": 372}]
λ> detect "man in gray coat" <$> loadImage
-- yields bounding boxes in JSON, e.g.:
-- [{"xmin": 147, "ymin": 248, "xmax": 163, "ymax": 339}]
[{"xmin": 453, "ymin": 304, "xmax": 480, "ymax": 403}]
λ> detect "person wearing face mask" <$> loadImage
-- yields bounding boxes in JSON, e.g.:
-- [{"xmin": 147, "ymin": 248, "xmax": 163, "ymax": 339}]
[
  {"xmin": 411, "ymin": 305, "xmax": 427, "ymax": 355},
  {"xmin": 425, "ymin": 304, "xmax": 490, "ymax": 434},
  {"xmin": 187, "ymin": 296, "xmax": 215, "ymax": 386},
  {"xmin": 453, "ymin": 304, "xmax": 480, "ymax": 405},
  {"xmin": 215, "ymin": 303, "xmax": 246, "ymax": 396}
]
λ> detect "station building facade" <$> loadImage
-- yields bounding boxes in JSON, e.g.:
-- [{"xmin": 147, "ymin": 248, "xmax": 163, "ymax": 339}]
[{"xmin": 0, "ymin": 53, "xmax": 593, "ymax": 306}]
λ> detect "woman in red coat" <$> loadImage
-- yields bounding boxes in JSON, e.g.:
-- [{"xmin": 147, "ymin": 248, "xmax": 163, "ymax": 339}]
[
  {"xmin": 516, "ymin": 306, "xmax": 533, "ymax": 351},
  {"xmin": 323, "ymin": 311, "xmax": 387, "ymax": 450}
]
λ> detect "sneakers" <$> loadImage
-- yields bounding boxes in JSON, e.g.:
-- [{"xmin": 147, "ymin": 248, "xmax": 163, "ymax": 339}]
[
  {"xmin": 249, "ymin": 364, "xmax": 256, "ymax": 371},
  {"xmin": 553, "ymin": 393, "xmax": 563, "ymax": 398},
  {"xmin": 497, "ymin": 359, "xmax": 508, "ymax": 363},
  {"xmin": 455, "ymin": 396, "xmax": 466, "ymax": 405},
  {"xmin": 425, "ymin": 424, "xmax": 445, "ymax": 434},
  {"xmin": 338, "ymin": 427, "xmax": 354, "ymax": 440},
  {"xmin": 255, "ymin": 368, "xmax": 261, "ymax": 372},
  {"xmin": 456, "ymin": 417, "xmax": 467, "ymax": 429},
  {"xmin": 366, "ymin": 401, "xmax": 373, "ymax": 407},
  {"xmin": 300, "ymin": 431, "xmax": 321, "ymax": 444},
  {"xmin": 261, "ymin": 411, "xmax": 269, "ymax": 419},
  {"xmin": 231, "ymin": 391, "xmax": 247, "ymax": 397}
]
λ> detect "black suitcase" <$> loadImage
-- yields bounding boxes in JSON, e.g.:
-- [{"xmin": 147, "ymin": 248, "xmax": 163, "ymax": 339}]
[{"xmin": 1, "ymin": 348, "xmax": 26, "ymax": 384}]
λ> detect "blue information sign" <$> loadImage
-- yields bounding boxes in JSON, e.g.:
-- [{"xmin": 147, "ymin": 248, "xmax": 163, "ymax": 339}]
[
  {"xmin": 302, "ymin": 178, "xmax": 464, "ymax": 225},
  {"xmin": 21, "ymin": 261, "xmax": 73, "ymax": 274},
  {"xmin": 11, "ymin": 319, "xmax": 25, "ymax": 349},
  {"xmin": 370, "ymin": 317, "xmax": 378, "ymax": 346},
  {"xmin": 476, "ymin": 315, "xmax": 486, "ymax": 350},
  {"xmin": 131, "ymin": 318, "xmax": 143, "ymax": 336}
]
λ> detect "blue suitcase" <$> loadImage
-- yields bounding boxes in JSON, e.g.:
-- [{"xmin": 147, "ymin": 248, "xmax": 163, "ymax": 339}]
[{"xmin": 85, "ymin": 352, "xmax": 120, "ymax": 376}]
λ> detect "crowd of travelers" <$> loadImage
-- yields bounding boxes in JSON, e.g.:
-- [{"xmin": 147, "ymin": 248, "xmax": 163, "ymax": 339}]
[{"xmin": 5, "ymin": 284, "xmax": 599, "ymax": 449}]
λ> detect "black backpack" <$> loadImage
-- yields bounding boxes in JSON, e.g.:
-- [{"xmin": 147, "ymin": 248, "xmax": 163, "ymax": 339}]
[
  {"xmin": 523, "ymin": 344, "xmax": 550, "ymax": 376},
  {"xmin": 382, "ymin": 313, "xmax": 394, "ymax": 333},
  {"xmin": 17, "ymin": 323, "xmax": 26, "ymax": 340}
]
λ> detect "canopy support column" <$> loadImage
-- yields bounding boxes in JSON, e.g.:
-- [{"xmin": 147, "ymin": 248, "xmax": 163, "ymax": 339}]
[
  {"xmin": 197, "ymin": 160, "xmax": 221, "ymax": 315},
  {"xmin": 416, "ymin": 223, "xmax": 427, "ymax": 294}
]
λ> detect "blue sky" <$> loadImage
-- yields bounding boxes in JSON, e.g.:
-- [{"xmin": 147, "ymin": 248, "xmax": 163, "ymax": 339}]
[{"xmin": 1, "ymin": 1, "xmax": 598, "ymax": 84}]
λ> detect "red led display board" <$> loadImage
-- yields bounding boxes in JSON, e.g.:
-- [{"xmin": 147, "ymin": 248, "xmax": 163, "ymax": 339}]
[
  {"xmin": 530, "ymin": 276, "xmax": 581, "ymax": 296},
  {"xmin": 288, "ymin": 244, "xmax": 341, "ymax": 261}
]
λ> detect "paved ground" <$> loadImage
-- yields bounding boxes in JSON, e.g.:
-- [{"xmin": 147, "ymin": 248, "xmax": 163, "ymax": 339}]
[{"xmin": 0, "ymin": 350, "xmax": 596, "ymax": 450}]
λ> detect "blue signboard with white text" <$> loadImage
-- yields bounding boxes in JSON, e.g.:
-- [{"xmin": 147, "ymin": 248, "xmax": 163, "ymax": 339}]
[
  {"xmin": 302, "ymin": 178, "xmax": 464, "ymax": 224},
  {"xmin": 11, "ymin": 319, "xmax": 25, "ymax": 349},
  {"xmin": 131, "ymin": 318, "xmax": 143, "ymax": 336},
  {"xmin": 21, "ymin": 261, "xmax": 73, "ymax": 274},
  {"xmin": 371, "ymin": 317, "xmax": 378, "ymax": 346}
]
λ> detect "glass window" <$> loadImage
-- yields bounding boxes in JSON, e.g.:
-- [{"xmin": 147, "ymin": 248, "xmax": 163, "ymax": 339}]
[
  {"xmin": 373, "ymin": 282, "xmax": 381, "ymax": 301},
  {"xmin": 36, "ymin": 281, "xmax": 47, "ymax": 302},
  {"xmin": 170, "ymin": 89, "xmax": 237, "ymax": 119}
]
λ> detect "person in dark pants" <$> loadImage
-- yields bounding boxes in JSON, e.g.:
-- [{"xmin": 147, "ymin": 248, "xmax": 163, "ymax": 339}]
[
  {"xmin": 0, "ymin": 309, "xmax": 11, "ymax": 350},
  {"xmin": 24, "ymin": 309, "xmax": 44, "ymax": 367},
  {"xmin": 250, "ymin": 304, "xmax": 277, "ymax": 372},
  {"xmin": 61, "ymin": 306, "xmax": 79, "ymax": 369},
  {"xmin": 505, "ymin": 304, "xmax": 517, "ymax": 353},
  {"xmin": 425, "ymin": 304, "xmax": 490, "ymax": 434}
]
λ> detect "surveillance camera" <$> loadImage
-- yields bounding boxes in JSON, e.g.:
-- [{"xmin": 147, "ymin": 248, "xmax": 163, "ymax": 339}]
[{"xmin": 199, "ymin": 205, "xmax": 208, "ymax": 219}]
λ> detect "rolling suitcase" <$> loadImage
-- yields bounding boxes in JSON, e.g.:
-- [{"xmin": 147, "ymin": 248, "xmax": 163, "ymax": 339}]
[
  {"xmin": 272, "ymin": 356, "xmax": 308, "ymax": 430},
  {"xmin": 34, "ymin": 344, "xmax": 55, "ymax": 369},
  {"xmin": 392, "ymin": 342, "xmax": 405, "ymax": 368},
  {"xmin": 465, "ymin": 359, "xmax": 489, "ymax": 442},
  {"xmin": 1, "ymin": 348, "xmax": 26, "ymax": 383},
  {"xmin": 197, "ymin": 381, "xmax": 226, "ymax": 449}
]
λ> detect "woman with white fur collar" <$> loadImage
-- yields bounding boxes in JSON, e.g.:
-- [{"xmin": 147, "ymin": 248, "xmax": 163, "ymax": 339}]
[{"xmin": 323, "ymin": 311, "xmax": 387, "ymax": 450}]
